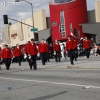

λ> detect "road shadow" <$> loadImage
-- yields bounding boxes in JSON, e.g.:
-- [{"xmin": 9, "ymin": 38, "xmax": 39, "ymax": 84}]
[{"xmin": 29, "ymin": 91, "xmax": 68, "ymax": 100}]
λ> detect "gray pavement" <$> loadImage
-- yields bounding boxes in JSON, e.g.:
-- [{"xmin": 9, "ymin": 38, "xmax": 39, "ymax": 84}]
[
  {"xmin": 0, "ymin": 56, "xmax": 100, "ymax": 100},
  {"xmin": 1, "ymin": 55, "xmax": 100, "ymax": 70}
]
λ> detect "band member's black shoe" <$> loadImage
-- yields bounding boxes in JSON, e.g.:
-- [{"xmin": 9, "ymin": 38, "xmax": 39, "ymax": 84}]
[
  {"xmin": 75, "ymin": 59, "xmax": 77, "ymax": 61},
  {"xmin": 71, "ymin": 63, "xmax": 74, "ymax": 65}
]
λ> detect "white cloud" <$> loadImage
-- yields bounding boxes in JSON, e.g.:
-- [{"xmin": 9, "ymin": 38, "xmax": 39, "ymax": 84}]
[
  {"xmin": 87, "ymin": 0, "xmax": 97, "ymax": 10},
  {"xmin": 17, "ymin": 12, "xmax": 31, "ymax": 19},
  {"xmin": 34, "ymin": 3, "xmax": 39, "ymax": 7},
  {"xmin": 0, "ymin": 0, "xmax": 99, "ymax": 30}
]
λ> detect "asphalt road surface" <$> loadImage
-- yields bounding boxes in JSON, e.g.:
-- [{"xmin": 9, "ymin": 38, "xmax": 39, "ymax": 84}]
[{"xmin": 0, "ymin": 57, "xmax": 100, "ymax": 100}]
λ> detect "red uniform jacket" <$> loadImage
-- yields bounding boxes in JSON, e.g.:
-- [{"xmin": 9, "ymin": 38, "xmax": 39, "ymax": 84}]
[
  {"xmin": 0, "ymin": 50, "xmax": 2, "ymax": 58},
  {"xmin": 24, "ymin": 43, "xmax": 30, "ymax": 54},
  {"xmin": 53, "ymin": 43, "xmax": 61, "ymax": 52},
  {"xmin": 45, "ymin": 44, "xmax": 50, "ymax": 53},
  {"xmin": 11, "ymin": 51, "xmax": 14, "ymax": 58},
  {"xmin": 28, "ymin": 43, "xmax": 37, "ymax": 56},
  {"xmin": 38, "ymin": 43, "xmax": 46, "ymax": 53},
  {"xmin": 66, "ymin": 40, "xmax": 73, "ymax": 51},
  {"xmin": 2, "ymin": 48, "xmax": 12, "ymax": 59},
  {"xmin": 14, "ymin": 47, "xmax": 22, "ymax": 57},
  {"xmin": 83, "ymin": 40, "xmax": 92, "ymax": 49},
  {"xmin": 72, "ymin": 39, "xmax": 78, "ymax": 49}
]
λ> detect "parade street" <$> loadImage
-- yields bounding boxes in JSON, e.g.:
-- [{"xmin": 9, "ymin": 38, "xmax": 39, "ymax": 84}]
[{"xmin": 0, "ymin": 56, "xmax": 100, "ymax": 100}]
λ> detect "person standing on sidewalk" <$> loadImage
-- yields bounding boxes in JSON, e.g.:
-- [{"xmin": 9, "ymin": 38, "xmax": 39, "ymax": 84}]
[
  {"xmin": 14, "ymin": 44, "xmax": 22, "ymax": 66},
  {"xmin": 66, "ymin": 36, "xmax": 74, "ymax": 65},
  {"xmin": 83, "ymin": 36, "xmax": 92, "ymax": 59},
  {"xmin": 60, "ymin": 43, "xmax": 65, "ymax": 58},
  {"xmin": 38, "ymin": 39, "xmax": 46, "ymax": 65},
  {"xmin": 53, "ymin": 40, "xmax": 61, "ymax": 62},
  {"xmin": 1, "ymin": 45, "xmax": 12, "ymax": 70},
  {"xmin": 28, "ymin": 39, "xmax": 37, "ymax": 70}
]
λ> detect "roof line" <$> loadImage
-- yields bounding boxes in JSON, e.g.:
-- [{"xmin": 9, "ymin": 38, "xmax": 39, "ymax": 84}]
[{"xmin": 49, "ymin": 0, "xmax": 76, "ymax": 5}]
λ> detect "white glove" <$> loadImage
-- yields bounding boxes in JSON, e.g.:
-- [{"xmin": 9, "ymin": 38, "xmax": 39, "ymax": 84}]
[
  {"xmin": 54, "ymin": 51, "xmax": 56, "ymax": 55},
  {"xmin": 37, "ymin": 53, "xmax": 40, "ymax": 57},
  {"xmin": 24, "ymin": 54, "xmax": 27, "ymax": 59},
  {"xmin": 28, "ymin": 54, "xmax": 31, "ymax": 59}
]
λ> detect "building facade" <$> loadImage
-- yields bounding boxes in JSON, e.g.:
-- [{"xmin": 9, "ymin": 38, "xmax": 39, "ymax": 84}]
[
  {"xmin": 49, "ymin": 0, "xmax": 88, "ymax": 41},
  {"xmin": 5, "ymin": 10, "xmax": 47, "ymax": 46},
  {"xmin": 80, "ymin": 1, "xmax": 100, "ymax": 43},
  {"xmin": 95, "ymin": 1, "xmax": 100, "ymax": 22}
]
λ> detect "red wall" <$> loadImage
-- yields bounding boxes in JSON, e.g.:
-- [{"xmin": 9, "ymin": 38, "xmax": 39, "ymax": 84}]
[{"xmin": 49, "ymin": 0, "xmax": 88, "ymax": 41}]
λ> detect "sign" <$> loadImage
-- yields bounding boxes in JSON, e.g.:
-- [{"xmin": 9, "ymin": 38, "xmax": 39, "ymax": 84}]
[
  {"xmin": 11, "ymin": 33, "xmax": 17, "ymax": 39},
  {"xmin": 11, "ymin": 30, "xmax": 17, "ymax": 39},
  {"xmin": 31, "ymin": 28, "xmax": 38, "ymax": 32},
  {"xmin": 52, "ymin": 22, "xmax": 57, "ymax": 26},
  {"xmin": 70, "ymin": 23, "xmax": 72, "ymax": 31}
]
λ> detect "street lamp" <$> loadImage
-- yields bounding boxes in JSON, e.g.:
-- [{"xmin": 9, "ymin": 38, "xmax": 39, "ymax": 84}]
[{"xmin": 15, "ymin": 0, "xmax": 34, "ymax": 28}]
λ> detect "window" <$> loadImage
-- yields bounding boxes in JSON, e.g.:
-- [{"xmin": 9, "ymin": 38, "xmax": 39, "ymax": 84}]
[
  {"xmin": 60, "ymin": 11, "xmax": 64, "ymax": 24},
  {"xmin": 60, "ymin": 11, "xmax": 66, "ymax": 38},
  {"xmin": 54, "ymin": 0, "xmax": 72, "ymax": 3}
]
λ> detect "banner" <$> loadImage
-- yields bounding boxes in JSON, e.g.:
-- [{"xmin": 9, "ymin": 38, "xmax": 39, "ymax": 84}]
[
  {"xmin": 4, "ymin": 25, "xmax": 11, "ymax": 44},
  {"xmin": 17, "ymin": 21, "xmax": 24, "ymax": 41}
]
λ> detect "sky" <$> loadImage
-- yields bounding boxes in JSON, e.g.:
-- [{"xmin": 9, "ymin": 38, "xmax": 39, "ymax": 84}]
[{"xmin": 0, "ymin": 0, "xmax": 99, "ymax": 30}]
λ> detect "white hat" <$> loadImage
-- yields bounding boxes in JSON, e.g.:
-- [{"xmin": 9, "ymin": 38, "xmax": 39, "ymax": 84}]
[{"xmin": 80, "ymin": 37, "xmax": 83, "ymax": 40}]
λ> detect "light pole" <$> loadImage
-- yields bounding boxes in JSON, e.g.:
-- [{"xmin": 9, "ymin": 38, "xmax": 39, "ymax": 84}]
[{"xmin": 15, "ymin": 0, "xmax": 34, "ymax": 29}]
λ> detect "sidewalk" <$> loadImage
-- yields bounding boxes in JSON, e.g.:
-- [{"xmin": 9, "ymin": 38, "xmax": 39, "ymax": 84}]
[
  {"xmin": 1, "ymin": 56, "xmax": 100, "ymax": 70},
  {"xmin": 36, "ymin": 56, "xmax": 100, "ymax": 69}
]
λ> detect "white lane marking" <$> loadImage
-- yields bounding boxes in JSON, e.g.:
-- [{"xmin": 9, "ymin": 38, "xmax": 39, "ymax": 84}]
[{"xmin": 0, "ymin": 77, "xmax": 100, "ymax": 89}]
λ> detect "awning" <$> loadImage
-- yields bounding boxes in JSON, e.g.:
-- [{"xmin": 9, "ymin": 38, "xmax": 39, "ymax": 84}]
[{"xmin": 38, "ymin": 28, "xmax": 51, "ymax": 42}]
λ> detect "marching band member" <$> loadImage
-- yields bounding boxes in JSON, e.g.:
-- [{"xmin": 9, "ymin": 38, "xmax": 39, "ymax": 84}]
[
  {"xmin": 14, "ymin": 44, "xmax": 22, "ymax": 66},
  {"xmin": 53, "ymin": 40, "xmax": 61, "ymax": 62},
  {"xmin": 1, "ymin": 45, "xmax": 12, "ymax": 70},
  {"xmin": 28, "ymin": 39, "xmax": 37, "ymax": 70},
  {"xmin": 38, "ymin": 39, "xmax": 46, "ymax": 65},
  {"xmin": 83, "ymin": 36, "xmax": 92, "ymax": 58},
  {"xmin": 72, "ymin": 35, "xmax": 79, "ymax": 61},
  {"xmin": 45, "ymin": 42, "xmax": 50, "ymax": 62},
  {"xmin": 24, "ymin": 41, "xmax": 32, "ymax": 68},
  {"xmin": 66, "ymin": 36, "xmax": 74, "ymax": 65}
]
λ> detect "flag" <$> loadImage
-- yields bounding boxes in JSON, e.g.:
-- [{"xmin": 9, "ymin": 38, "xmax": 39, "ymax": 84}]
[{"xmin": 70, "ymin": 32, "xmax": 73, "ymax": 36}]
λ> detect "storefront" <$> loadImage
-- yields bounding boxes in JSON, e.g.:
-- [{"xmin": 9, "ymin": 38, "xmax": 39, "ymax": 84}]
[
  {"xmin": 49, "ymin": 0, "xmax": 88, "ymax": 41},
  {"xmin": 5, "ymin": 10, "xmax": 47, "ymax": 46}
]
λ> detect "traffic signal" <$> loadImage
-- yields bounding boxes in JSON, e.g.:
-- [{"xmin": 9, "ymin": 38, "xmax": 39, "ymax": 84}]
[
  {"xmin": 34, "ymin": 32, "xmax": 39, "ymax": 41},
  {"xmin": 74, "ymin": 28, "xmax": 77, "ymax": 36},
  {"xmin": 3, "ymin": 15, "xmax": 8, "ymax": 24}
]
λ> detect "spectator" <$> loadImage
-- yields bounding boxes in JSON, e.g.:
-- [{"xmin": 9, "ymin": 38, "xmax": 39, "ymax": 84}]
[
  {"xmin": 61, "ymin": 44, "xmax": 65, "ymax": 58},
  {"xmin": 98, "ymin": 39, "xmax": 100, "ymax": 46},
  {"xmin": 96, "ymin": 46, "xmax": 100, "ymax": 56},
  {"xmin": 91, "ymin": 43, "xmax": 98, "ymax": 56}
]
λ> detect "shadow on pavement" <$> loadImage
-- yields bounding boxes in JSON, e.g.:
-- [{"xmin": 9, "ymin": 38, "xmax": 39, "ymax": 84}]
[{"xmin": 29, "ymin": 91, "xmax": 68, "ymax": 100}]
